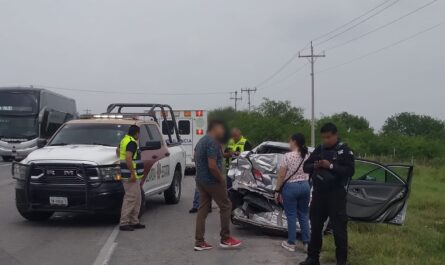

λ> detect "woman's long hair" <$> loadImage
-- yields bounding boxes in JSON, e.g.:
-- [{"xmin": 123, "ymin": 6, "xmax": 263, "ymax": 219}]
[{"xmin": 291, "ymin": 133, "xmax": 308, "ymax": 159}]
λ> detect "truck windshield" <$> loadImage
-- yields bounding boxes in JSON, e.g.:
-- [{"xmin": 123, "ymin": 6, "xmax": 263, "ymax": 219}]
[
  {"xmin": 49, "ymin": 123, "xmax": 129, "ymax": 146},
  {"xmin": 49, "ymin": 123, "xmax": 130, "ymax": 147},
  {"xmin": 0, "ymin": 116, "xmax": 38, "ymax": 140}
]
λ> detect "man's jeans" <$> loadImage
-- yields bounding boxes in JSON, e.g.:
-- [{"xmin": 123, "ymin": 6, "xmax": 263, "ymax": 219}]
[{"xmin": 282, "ymin": 181, "xmax": 311, "ymax": 244}]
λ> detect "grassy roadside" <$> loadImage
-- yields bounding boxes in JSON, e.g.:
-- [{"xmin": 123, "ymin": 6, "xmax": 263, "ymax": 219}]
[{"xmin": 323, "ymin": 166, "xmax": 445, "ymax": 265}]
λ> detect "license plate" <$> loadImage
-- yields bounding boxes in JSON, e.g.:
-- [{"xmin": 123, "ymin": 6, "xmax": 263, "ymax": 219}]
[{"xmin": 49, "ymin": 196, "xmax": 68, "ymax": 206}]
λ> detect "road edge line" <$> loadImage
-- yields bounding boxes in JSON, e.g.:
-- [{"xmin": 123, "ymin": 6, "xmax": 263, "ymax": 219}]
[{"xmin": 93, "ymin": 225, "xmax": 119, "ymax": 265}]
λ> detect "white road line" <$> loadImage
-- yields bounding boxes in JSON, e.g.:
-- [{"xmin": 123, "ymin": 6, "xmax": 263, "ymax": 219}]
[
  {"xmin": 93, "ymin": 225, "xmax": 120, "ymax": 265},
  {"xmin": 0, "ymin": 163, "xmax": 11, "ymax": 167}
]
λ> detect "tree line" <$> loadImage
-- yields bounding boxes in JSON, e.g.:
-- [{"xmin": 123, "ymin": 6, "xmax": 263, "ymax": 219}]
[{"xmin": 209, "ymin": 98, "xmax": 445, "ymax": 162}]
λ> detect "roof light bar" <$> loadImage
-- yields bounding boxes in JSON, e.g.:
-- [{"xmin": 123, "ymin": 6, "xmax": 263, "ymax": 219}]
[{"xmin": 93, "ymin": 114, "xmax": 124, "ymax": 119}]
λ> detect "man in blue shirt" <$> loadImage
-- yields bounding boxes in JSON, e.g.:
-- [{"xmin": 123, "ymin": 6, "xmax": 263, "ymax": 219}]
[{"xmin": 194, "ymin": 120, "xmax": 242, "ymax": 251}]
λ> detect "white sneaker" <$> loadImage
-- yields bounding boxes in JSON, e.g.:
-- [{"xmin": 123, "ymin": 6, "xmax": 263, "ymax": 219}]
[{"xmin": 281, "ymin": 241, "xmax": 296, "ymax": 252}]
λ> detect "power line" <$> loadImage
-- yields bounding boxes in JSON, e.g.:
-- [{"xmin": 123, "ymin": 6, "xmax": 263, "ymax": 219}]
[
  {"xmin": 241, "ymin": 87, "xmax": 257, "ymax": 112},
  {"xmin": 254, "ymin": 53, "xmax": 302, "ymax": 88},
  {"xmin": 318, "ymin": 19, "xmax": 445, "ymax": 74},
  {"xmin": 229, "ymin": 91, "xmax": 242, "ymax": 111},
  {"xmin": 298, "ymin": 41, "xmax": 326, "ymax": 147},
  {"xmin": 315, "ymin": 0, "xmax": 401, "ymax": 46},
  {"xmin": 258, "ymin": 62, "xmax": 309, "ymax": 90},
  {"xmin": 251, "ymin": 0, "xmax": 399, "ymax": 89},
  {"xmin": 311, "ymin": 0, "xmax": 395, "ymax": 42},
  {"xmin": 324, "ymin": 0, "xmax": 439, "ymax": 51},
  {"xmin": 18, "ymin": 85, "xmax": 230, "ymax": 96}
]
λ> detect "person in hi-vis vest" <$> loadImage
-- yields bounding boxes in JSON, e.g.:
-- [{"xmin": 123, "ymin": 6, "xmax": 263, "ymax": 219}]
[
  {"xmin": 224, "ymin": 128, "xmax": 253, "ymax": 210},
  {"xmin": 118, "ymin": 125, "xmax": 146, "ymax": 231},
  {"xmin": 224, "ymin": 128, "xmax": 253, "ymax": 170}
]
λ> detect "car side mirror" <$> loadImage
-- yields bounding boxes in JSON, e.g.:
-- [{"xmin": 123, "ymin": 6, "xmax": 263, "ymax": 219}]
[
  {"xmin": 37, "ymin": 138, "xmax": 47, "ymax": 148},
  {"xmin": 141, "ymin": 141, "xmax": 162, "ymax": 151}
]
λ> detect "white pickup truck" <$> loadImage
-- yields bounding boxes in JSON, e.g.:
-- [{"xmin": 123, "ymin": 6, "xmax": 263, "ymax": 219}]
[{"xmin": 12, "ymin": 104, "xmax": 186, "ymax": 221}]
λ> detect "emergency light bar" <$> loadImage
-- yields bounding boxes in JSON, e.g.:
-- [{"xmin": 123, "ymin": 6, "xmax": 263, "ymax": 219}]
[{"xmin": 93, "ymin": 114, "xmax": 124, "ymax": 119}]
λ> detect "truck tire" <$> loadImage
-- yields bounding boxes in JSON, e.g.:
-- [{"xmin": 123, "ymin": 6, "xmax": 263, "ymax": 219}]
[
  {"xmin": 164, "ymin": 168, "xmax": 182, "ymax": 204},
  {"xmin": 17, "ymin": 207, "xmax": 54, "ymax": 221}
]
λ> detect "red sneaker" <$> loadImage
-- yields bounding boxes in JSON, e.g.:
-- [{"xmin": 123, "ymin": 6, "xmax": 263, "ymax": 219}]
[
  {"xmin": 220, "ymin": 237, "xmax": 242, "ymax": 248},
  {"xmin": 194, "ymin": 242, "xmax": 213, "ymax": 251}
]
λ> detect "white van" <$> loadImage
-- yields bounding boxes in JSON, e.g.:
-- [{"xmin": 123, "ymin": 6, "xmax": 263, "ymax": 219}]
[{"xmin": 155, "ymin": 110, "xmax": 207, "ymax": 170}]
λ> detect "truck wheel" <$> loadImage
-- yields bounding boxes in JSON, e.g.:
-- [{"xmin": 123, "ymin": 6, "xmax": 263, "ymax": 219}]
[
  {"xmin": 17, "ymin": 207, "xmax": 54, "ymax": 221},
  {"xmin": 164, "ymin": 168, "xmax": 182, "ymax": 204}
]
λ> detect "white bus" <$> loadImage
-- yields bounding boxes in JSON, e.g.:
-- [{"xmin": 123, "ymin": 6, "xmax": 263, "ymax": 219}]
[
  {"xmin": 156, "ymin": 110, "xmax": 207, "ymax": 170},
  {"xmin": 0, "ymin": 87, "xmax": 77, "ymax": 161}
]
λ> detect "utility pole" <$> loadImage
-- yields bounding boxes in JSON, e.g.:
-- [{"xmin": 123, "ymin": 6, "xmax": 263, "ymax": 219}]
[
  {"xmin": 83, "ymin": 109, "xmax": 91, "ymax": 115},
  {"xmin": 299, "ymin": 41, "xmax": 325, "ymax": 147},
  {"xmin": 230, "ymin": 91, "xmax": 242, "ymax": 111},
  {"xmin": 241, "ymin": 87, "xmax": 257, "ymax": 112}
]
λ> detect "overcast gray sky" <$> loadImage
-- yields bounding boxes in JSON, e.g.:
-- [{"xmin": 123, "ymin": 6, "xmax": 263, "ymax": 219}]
[{"xmin": 0, "ymin": 0, "xmax": 444, "ymax": 130}]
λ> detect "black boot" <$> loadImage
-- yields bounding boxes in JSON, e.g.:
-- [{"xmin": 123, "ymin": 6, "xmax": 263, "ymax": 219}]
[
  {"xmin": 119, "ymin": 225, "xmax": 134, "ymax": 231},
  {"xmin": 299, "ymin": 257, "xmax": 320, "ymax": 265}
]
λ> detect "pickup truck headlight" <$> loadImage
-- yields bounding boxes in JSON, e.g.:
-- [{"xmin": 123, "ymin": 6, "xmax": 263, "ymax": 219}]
[
  {"xmin": 99, "ymin": 166, "xmax": 121, "ymax": 181},
  {"xmin": 12, "ymin": 163, "xmax": 27, "ymax": 180}
]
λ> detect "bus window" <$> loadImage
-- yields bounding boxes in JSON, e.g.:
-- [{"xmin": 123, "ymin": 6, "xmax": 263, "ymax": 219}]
[
  {"xmin": 162, "ymin": 120, "xmax": 175, "ymax": 135},
  {"xmin": 178, "ymin": 120, "xmax": 190, "ymax": 135}
]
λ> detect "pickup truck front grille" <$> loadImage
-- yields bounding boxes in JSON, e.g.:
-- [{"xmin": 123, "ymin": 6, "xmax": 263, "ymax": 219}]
[{"xmin": 30, "ymin": 164, "xmax": 98, "ymax": 186}]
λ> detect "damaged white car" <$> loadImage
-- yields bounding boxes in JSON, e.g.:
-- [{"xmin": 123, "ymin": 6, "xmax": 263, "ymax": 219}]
[{"xmin": 227, "ymin": 141, "xmax": 414, "ymax": 235}]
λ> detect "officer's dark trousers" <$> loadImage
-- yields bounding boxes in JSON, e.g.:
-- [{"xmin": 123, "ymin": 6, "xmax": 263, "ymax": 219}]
[{"xmin": 308, "ymin": 187, "xmax": 348, "ymax": 262}]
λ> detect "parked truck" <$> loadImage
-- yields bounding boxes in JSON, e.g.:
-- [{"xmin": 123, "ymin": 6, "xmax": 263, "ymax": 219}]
[{"xmin": 12, "ymin": 103, "xmax": 186, "ymax": 221}]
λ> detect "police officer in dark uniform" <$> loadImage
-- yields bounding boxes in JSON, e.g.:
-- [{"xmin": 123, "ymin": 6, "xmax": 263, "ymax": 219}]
[{"xmin": 300, "ymin": 123, "xmax": 355, "ymax": 265}]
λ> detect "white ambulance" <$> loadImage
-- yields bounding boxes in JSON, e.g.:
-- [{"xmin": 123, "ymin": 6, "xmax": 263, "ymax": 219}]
[{"xmin": 155, "ymin": 110, "xmax": 207, "ymax": 170}]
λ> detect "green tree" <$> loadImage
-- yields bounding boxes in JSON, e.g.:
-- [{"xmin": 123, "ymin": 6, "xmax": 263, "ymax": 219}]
[
  {"xmin": 382, "ymin": 112, "xmax": 445, "ymax": 139},
  {"xmin": 255, "ymin": 98, "xmax": 305, "ymax": 126},
  {"xmin": 208, "ymin": 98, "xmax": 309, "ymax": 146},
  {"xmin": 317, "ymin": 112, "xmax": 376, "ymax": 155}
]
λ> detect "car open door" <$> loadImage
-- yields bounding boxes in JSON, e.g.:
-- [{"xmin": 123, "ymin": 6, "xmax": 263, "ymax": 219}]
[{"xmin": 346, "ymin": 159, "xmax": 413, "ymax": 225}]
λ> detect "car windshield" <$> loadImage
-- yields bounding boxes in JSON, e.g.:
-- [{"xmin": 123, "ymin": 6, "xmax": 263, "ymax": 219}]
[
  {"xmin": 0, "ymin": 116, "xmax": 38, "ymax": 140},
  {"xmin": 49, "ymin": 123, "xmax": 130, "ymax": 147}
]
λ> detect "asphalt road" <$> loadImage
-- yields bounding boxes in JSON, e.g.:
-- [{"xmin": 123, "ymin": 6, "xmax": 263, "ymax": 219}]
[{"xmin": 0, "ymin": 161, "xmax": 312, "ymax": 265}]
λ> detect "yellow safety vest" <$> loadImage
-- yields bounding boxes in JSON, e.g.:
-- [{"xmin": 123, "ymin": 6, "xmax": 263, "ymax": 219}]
[
  {"xmin": 227, "ymin": 136, "xmax": 248, "ymax": 153},
  {"xmin": 119, "ymin": 135, "xmax": 144, "ymax": 179},
  {"xmin": 225, "ymin": 136, "xmax": 248, "ymax": 168}
]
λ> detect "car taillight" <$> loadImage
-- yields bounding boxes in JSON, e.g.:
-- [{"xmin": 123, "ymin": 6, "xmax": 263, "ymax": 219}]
[
  {"xmin": 196, "ymin": 110, "xmax": 203, "ymax": 117},
  {"xmin": 184, "ymin": 111, "xmax": 191, "ymax": 117},
  {"xmin": 252, "ymin": 168, "xmax": 263, "ymax": 181},
  {"xmin": 196, "ymin": 129, "xmax": 204, "ymax": 135}
]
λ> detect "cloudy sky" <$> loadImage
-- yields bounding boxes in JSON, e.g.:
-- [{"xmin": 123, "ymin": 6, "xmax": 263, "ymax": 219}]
[{"xmin": 0, "ymin": 0, "xmax": 444, "ymax": 130}]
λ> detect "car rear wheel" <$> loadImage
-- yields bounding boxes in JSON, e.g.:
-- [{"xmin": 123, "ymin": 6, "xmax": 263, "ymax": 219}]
[
  {"xmin": 164, "ymin": 168, "xmax": 182, "ymax": 204},
  {"xmin": 17, "ymin": 207, "xmax": 54, "ymax": 221}
]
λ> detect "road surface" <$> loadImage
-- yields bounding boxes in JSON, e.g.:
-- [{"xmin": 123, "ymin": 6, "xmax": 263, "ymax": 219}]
[{"xmin": 0, "ymin": 161, "xmax": 314, "ymax": 265}]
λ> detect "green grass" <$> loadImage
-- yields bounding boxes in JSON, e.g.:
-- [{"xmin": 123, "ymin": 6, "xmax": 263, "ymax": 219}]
[{"xmin": 322, "ymin": 165, "xmax": 445, "ymax": 265}]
